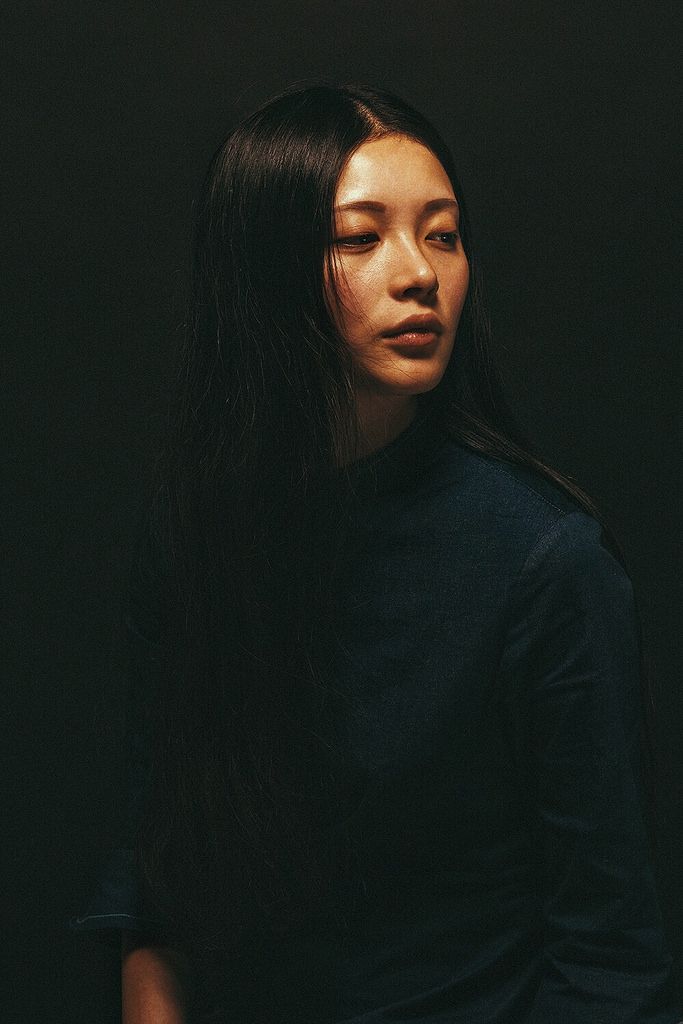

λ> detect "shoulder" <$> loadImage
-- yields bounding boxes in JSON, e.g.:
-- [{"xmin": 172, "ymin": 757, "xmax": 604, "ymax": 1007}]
[
  {"xmin": 425, "ymin": 438, "xmax": 582, "ymax": 521},
  {"xmin": 421, "ymin": 438, "xmax": 630, "ymax": 595}
]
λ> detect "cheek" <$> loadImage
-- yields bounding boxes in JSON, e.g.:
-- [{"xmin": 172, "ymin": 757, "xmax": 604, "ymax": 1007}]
[
  {"xmin": 325, "ymin": 265, "xmax": 357, "ymax": 337},
  {"xmin": 445, "ymin": 258, "xmax": 470, "ymax": 312},
  {"xmin": 332, "ymin": 266, "xmax": 378, "ymax": 330},
  {"xmin": 462, "ymin": 258, "xmax": 470, "ymax": 295}
]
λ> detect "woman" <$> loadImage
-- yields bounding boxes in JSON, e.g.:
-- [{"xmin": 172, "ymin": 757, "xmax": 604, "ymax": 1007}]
[{"xmin": 72, "ymin": 84, "xmax": 680, "ymax": 1022}]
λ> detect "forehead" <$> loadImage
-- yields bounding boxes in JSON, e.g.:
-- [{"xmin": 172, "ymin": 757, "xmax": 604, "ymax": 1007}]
[{"xmin": 335, "ymin": 135, "xmax": 455, "ymax": 207}]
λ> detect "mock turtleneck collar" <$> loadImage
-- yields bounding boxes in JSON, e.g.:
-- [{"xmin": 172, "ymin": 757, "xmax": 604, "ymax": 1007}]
[{"xmin": 338, "ymin": 401, "xmax": 445, "ymax": 501}]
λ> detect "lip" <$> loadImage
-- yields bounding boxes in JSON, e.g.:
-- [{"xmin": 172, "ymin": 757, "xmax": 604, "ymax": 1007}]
[
  {"xmin": 386, "ymin": 332, "xmax": 439, "ymax": 350},
  {"xmin": 383, "ymin": 314, "xmax": 443, "ymax": 339}
]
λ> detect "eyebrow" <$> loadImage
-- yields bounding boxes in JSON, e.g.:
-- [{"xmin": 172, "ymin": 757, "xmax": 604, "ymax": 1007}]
[{"xmin": 335, "ymin": 198, "xmax": 459, "ymax": 213}]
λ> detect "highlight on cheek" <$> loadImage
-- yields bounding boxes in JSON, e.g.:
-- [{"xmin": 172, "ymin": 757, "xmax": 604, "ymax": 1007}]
[{"xmin": 324, "ymin": 244, "xmax": 369, "ymax": 334}]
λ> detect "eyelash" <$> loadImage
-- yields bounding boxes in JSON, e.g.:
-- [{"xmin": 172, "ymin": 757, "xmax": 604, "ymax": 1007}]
[
  {"xmin": 334, "ymin": 231, "xmax": 460, "ymax": 249},
  {"xmin": 335, "ymin": 233, "xmax": 378, "ymax": 248},
  {"xmin": 429, "ymin": 231, "xmax": 460, "ymax": 247}
]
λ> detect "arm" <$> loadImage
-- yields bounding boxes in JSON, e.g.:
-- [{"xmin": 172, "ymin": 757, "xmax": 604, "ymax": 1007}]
[
  {"xmin": 122, "ymin": 931, "xmax": 192, "ymax": 1024},
  {"xmin": 70, "ymin": 526, "xmax": 168, "ymax": 941},
  {"xmin": 71, "ymin": 505, "xmax": 180, "ymax": 962},
  {"xmin": 118, "ymin": 521, "xmax": 191, "ymax": 1023},
  {"xmin": 499, "ymin": 512, "xmax": 679, "ymax": 1022}
]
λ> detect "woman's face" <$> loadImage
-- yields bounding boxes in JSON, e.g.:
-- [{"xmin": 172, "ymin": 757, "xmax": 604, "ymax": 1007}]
[{"xmin": 328, "ymin": 134, "xmax": 470, "ymax": 404}]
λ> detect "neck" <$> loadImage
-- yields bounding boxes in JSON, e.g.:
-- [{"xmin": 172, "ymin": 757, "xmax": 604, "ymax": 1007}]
[{"xmin": 343, "ymin": 392, "xmax": 418, "ymax": 464}]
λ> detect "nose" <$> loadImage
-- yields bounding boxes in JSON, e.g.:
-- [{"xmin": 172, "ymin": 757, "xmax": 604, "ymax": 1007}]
[{"xmin": 389, "ymin": 238, "xmax": 439, "ymax": 298}]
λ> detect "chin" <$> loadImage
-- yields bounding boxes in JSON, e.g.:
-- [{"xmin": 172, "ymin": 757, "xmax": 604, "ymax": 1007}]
[
  {"xmin": 387, "ymin": 354, "xmax": 451, "ymax": 391},
  {"xmin": 381, "ymin": 371, "xmax": 447, "ymax": 396}
]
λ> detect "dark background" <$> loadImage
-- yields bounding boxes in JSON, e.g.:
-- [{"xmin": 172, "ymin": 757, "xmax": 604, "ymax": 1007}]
[{"xmin": 4, "ymin": 1, "xmax": 681, "ymax": 1020}]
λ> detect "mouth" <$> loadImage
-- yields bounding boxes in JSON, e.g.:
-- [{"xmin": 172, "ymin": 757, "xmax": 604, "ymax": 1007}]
[{"xmin": 382, "ymin": 315, "xmax": 443, "ymax": 348}]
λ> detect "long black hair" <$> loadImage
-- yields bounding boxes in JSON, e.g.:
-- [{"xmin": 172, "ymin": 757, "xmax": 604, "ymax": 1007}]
[{"xmin": 131, "ymin": 82, "xmax": 658, "ymax": 963}]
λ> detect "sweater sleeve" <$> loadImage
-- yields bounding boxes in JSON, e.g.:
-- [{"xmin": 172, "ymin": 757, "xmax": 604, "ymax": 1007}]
[
  {"xmin": 68, "ymin": 515, "xmax": 169, "ymax": 943},
  {"xmin": 499, "ymin": 511, "xmax": 679, "ymax": 1022}
]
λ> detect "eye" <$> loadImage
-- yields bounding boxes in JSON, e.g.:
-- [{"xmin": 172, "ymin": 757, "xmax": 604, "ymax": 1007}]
[
  {"xmin": 427, "ymin": 231, "xmax": 460, "ymax": 248},
  {"xmin": 334, "ymin": 233, "xmax": 379, "ymax": 249}
]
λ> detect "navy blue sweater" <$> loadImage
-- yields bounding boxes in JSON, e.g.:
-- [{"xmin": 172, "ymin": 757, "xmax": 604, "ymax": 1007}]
[{"xmin": 72, "ymin": 408, "xmax": 680, "ymax": 1022}]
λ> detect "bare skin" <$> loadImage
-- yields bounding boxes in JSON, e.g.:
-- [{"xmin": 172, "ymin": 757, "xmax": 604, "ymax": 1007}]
[
  {"xmin": 121, "ymin": 932, "xmax": 191, "ymax": 1024},
  {"xmin": 329, "ymin": 133, "xmax": 470, "ymax": 459}
]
